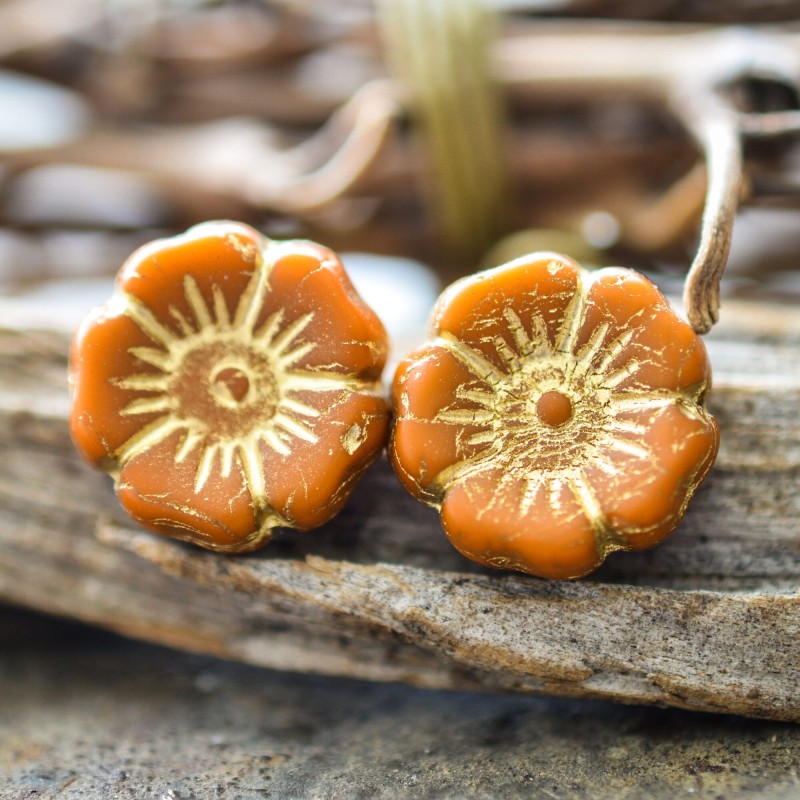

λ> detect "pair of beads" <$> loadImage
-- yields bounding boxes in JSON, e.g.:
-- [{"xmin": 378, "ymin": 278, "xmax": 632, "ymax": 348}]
[{"xmin": 70, "ymin": 222, "xmax": 719, "ymax": 580}]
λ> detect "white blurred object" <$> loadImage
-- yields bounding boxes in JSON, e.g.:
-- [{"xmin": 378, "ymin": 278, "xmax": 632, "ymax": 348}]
[
  {"xmin": 0, "ymin": 277, "xmax": 115, "ymax": 331},
  {"xmin": 342, "ymin": 252, "xmax": 441, "ymax": 348},
  {"xmin": 6, "ymin": 165, "xmax": 170, "ymax": 228},
  {"xmin": 0, "ymin": 70, "xmax": 89, "ymax": 151}
]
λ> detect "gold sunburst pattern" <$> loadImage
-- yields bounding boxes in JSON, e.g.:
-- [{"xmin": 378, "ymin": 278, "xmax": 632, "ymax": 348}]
[
  {"xmin": 70, "ymin": 221, "xmax": 389, "ymax": 552},
  {"xmin": 390, "ymin": 253, "xmax": 719, "ymax": 580}
]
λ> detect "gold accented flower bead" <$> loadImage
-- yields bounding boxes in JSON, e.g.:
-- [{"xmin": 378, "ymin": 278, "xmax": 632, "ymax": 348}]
[
  {"xmin": 70, "ymin": 221, "xmax": 389, "ymax": 552},
  {"xmin": 390, "ymin": 253, "xmax": 719, "ymax": 580}
]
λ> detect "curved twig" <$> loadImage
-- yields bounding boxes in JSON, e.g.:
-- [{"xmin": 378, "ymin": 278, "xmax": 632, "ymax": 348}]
[
  {"xmin": 678, "ymin": 99, "xmax": 744, "ymax": 333},
  {"xmin": 246, "ymin": 79, "xmax": 402, "ymax": 213}
]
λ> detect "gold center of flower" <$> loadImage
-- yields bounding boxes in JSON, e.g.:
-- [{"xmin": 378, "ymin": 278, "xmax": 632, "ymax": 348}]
[
  {"xmin": 168, "ymin": 341, "xmax": 280, "ymax": 441},
  {"xmin": 115, "ymin": 264, "xmax": 361, "ymax": 496},
  {"xmin": 433, "ymin": 297, "xmax": 655, "ymax": 505},
  {"xmin": 536, "ymin": 390, "xmax": 573, "ymax": 427}
]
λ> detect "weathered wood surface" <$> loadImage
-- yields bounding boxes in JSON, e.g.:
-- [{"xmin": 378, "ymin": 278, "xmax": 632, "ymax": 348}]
[
  {"xmin": 0, "ymin": 296, "xmax": 798, "ymax": 721},
  {"xmin": 3, "ymin": 608, "xmax": 800, "ymax": 800}
]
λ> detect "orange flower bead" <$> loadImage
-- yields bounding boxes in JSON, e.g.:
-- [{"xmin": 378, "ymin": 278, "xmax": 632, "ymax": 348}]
[
  {"xmin": 70, "ymin": 221, "xmax": 389, "ymax": 552},
  {"xmin": 391, "ymin": 253, "xmax": 719, "ymax": 580}
]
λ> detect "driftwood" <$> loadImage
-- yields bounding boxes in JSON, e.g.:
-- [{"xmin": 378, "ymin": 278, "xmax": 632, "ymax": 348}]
[
  {"xmin": 0, "ymin": 0, "xmax": 799, "ymax": 726},
  {"xmin": 0, "ymin": 292, "xmax": 798, "ymax": 722}
]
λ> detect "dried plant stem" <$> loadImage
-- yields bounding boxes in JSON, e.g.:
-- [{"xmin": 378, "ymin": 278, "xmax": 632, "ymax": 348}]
[
  {"xmin": 378, "ymin": 0, "xmax": 509, "ymax": 256},
  {"xmin": 678, "ymin": 102, "xmax": 744, "ymax": 333}
]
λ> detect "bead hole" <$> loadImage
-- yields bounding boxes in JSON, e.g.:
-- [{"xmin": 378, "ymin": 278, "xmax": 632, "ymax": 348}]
[
  {"xmin": 536, "ymin": 390, "xmax": 573, "ymax": 427},
  {"xmin": 210, "ymin": 365, "xmax": 251, "ymax": 407}
]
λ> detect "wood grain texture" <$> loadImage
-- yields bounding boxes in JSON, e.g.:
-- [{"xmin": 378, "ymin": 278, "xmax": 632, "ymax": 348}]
[
  {"xmin": 4, "ymin": 610, "xmax": 799, "ymax": 800},
  {"xmin": 0, "ymin": 297, "xmax": 798, "ymax": 721}
]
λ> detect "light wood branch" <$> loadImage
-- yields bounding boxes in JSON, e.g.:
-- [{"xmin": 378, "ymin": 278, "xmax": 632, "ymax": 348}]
[
  {"xmin": 0, "ymin": 295, "xmax": 798, "ymax": 721},
  {"xmin": 678, "ymin": 102, "xmax": 744, "ymax": 333}
]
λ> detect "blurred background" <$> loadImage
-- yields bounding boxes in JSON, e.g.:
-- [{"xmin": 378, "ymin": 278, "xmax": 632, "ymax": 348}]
[{"xmin": 1, "ymin": 0, "xmax": 800, "ymax": 342}]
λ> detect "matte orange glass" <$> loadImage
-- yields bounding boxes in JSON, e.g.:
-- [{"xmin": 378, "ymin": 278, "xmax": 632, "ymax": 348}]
[
  {"xmin": 70, "ymin": 221, "xmax": 389, "ymax": 552},
  {"xmin": 390, "ymin": 253, "xmax": 719, "ymax": 580}
]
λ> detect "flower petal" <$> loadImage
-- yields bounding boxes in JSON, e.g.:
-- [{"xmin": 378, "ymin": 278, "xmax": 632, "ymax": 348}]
[
  {"xmin": 585, "ymin": 402, "xmax": 720, "ymax": 551},
  {"xmin": 391, "ymin": 344, "xmax": 497, "ymax": 503},
  {"xmin": 440, "ymin": 468, "xmax": 603, "ymax": 580},
  {"xmin": 264, "ymin": 390, "xmax": 389, "ymax": 529},
  {"xmin": 576, "ymin": 268, "xmax": 711, "ymax": 397},
  {"xmin": 117, "ymin": 429, "xmax": 260, "ymax": 551},
  {"xmin": 431, "ymin": 253, "xmax": 583, "ymax": 373},
  {"xmin": 70, "ymin": 305, "xmax": 169, "ymax": 466},
  {"xmin": 254, "ymin": 241, "xmax": 388, "ymax": 379},
  {"xmin": 117, "ymin": 221, "xmax": 265, "ymax": 340}
]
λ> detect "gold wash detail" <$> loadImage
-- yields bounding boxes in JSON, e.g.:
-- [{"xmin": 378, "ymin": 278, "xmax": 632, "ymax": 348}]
[
  {"xmin": 111, "ymin": 249, "xmax": 364, "ymax": 505},
  {"xmin": 426, "ymin": 273, "xmax": 711, "ymax": 552}
]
